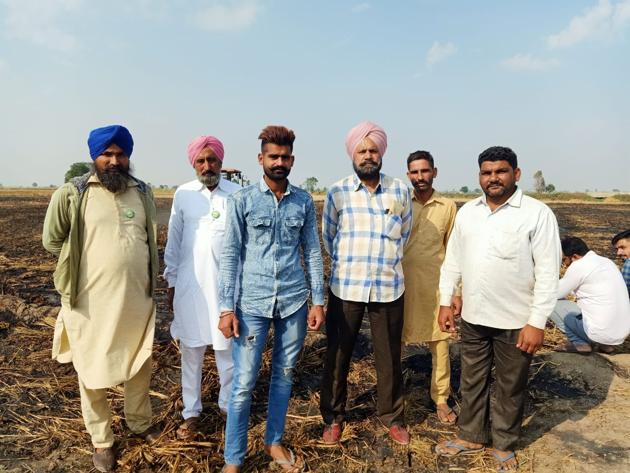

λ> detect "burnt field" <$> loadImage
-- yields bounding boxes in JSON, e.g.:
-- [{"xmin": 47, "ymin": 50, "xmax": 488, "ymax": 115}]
[{"xmin": 1, "ymin": 190, "xmax": 629, "ymax": 473}]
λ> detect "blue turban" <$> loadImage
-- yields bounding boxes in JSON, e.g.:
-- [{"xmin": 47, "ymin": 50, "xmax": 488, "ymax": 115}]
[{"xmin": 87, "ymin": 125, "xmax": 134, "ymax": 160}]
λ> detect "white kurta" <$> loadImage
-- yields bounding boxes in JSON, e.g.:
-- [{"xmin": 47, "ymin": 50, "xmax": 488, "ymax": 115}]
[{"xmin": 164, "ymin": 178, "xmax": 240, "ymax": 349}]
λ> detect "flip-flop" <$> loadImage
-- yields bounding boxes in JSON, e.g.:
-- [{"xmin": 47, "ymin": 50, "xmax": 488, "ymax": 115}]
[
  {"xmin": 434, "ymin": 439, "xmax": 484, "ymax": 456},
  {"xmin": 491, "ymin": 450, "xmax": 518, "ymax": 472},
  {"xmin": 268, "ymin": 448, "xmax": 305, "ymax": 472}
]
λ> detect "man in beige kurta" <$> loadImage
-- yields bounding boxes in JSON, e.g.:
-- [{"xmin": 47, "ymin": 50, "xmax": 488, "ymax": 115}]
[
  {"xmin": 43, "ymin": 125, "xmax": 159, "ymax": 472},
  {"xmin": 402, "ymin": 150, "xmax": 458, "ymax": 424}
]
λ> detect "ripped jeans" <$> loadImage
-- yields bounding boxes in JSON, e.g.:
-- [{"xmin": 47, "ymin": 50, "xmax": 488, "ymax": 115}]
[{"xmin": 223, "ymin": 303, "xmax": 307, "ymax": 466}]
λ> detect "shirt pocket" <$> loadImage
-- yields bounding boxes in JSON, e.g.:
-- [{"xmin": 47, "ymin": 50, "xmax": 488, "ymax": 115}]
[
  {"xmin": 488, "ymin": 230, "xmax": 520, "ymax": 272},
  {"xmin": 282, "ymin": 217, "xmax": 304, "ymax": 243},
  {"xmin": 383, "ymin": 214, "xmax": 403, "ymax": 240},
  {"xmin": 246, "ymin": 214, "xmax": 272, "ymax": 245}
]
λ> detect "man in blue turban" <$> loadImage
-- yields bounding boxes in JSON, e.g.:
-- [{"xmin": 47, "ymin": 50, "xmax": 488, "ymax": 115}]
[{"xmin": 43, "ymin": 125, "xmax": 160, "ymax": 471}]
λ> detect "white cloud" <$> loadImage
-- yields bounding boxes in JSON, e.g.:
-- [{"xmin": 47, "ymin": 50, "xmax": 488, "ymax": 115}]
[
  {"xmin": 547, "ymin": 0, "xmax": 630, "ymax": 49},
  {"xmin": 352, "ymin": 3, "xmax": 371, "ymax": 13},
  {"xmin": 502, "ymin": 54, "xmax": 560, "ymax": 72},
  {"xmin": 1, "ymin": 0, "xmax": 82, "ymax": 52},
  {"xmin": 426, "ymin": 41, "xmax": 457, "ymax": 68},
  {"xmin": 195, "ymin": 1, "xmax": 260, "ymax": 32}
]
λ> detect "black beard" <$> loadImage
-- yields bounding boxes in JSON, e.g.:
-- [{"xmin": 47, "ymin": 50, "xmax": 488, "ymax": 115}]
[
  {"xmin": 198, "ymin": 172, "xmax": 220, "ymax": 188},
  {"xmin": 94, "ymin": 165, "xmax": 131, "ymax": 193},
  {"xmin": 353, "ymin": 160, "xmax": 382, "ymax": 180}
]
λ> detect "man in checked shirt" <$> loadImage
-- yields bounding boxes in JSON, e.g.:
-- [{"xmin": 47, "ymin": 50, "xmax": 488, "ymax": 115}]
[{"xmin": 320, "ymin": 121, "xmax": 413, "ymax": 445}]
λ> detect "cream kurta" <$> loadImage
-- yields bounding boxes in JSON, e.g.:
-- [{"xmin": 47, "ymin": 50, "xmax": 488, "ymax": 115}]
[
  {"xmin": 53, "ymin": 176, "xmax": 155, "ymax": 389},
  {"xmin": 402, "ymin": 192, "xmax": 456, "ymax": 343}
]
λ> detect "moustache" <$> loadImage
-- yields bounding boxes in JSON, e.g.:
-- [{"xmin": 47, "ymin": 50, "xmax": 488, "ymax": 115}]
[{"xmin": 271, "ymin": 166, "xmax": 289, "ymax": 173}]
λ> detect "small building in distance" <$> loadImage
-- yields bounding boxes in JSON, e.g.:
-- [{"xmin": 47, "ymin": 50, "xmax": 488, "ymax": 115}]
[{"xmin": 221, "ymin": 168, "xmax": 247, "ymax": 186}]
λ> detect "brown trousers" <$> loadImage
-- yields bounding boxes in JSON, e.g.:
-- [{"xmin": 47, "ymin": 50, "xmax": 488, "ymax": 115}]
[
  {"xmin": 320, "ymin": 290, "xmax": 405, "ymax": 427},
  {"xmin": 458, "ymin": 320, "xmax": 532, "ymax": 451}
]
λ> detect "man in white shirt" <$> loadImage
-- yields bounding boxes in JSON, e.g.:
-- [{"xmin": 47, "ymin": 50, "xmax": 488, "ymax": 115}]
[
  {"xmin": 164, "ymin": 135, "xmax": 240, "ymax": 439},
  {"xmin": 434, "ymin": 146, "xmax": 561, "ymax": 472},
  {"xmin": 550, "ymin": 236, "xmax": 630, "ymax": 354}
]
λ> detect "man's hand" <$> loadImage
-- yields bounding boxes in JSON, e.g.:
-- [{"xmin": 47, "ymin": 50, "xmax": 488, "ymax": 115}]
[
  {"xmin": 219, "ymin": 311, "xmax": 239, "ymax": 339},
  {"xmin": 451, "ymin": 295, "xmax": 463, "ymax": 317},
  {"xmin": 167, "ymin": 287, "xmax": 175, "ymax": 312},
  {"xmin": 307, "ymin": 305, "xmax": 325, "ymax": 331},
  {"xmin": 516, "ymin": 324, "xmax": 544, "ymax": 354},
  {"xmin": 438, "ymin": 305, "xmax": 457, "ymax": 333}
]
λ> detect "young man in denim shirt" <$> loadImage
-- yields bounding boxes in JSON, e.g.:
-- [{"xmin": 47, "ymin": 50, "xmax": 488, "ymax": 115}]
[{"xmin": 218, "ymin": 126, "xmax": 325, "ymax": 473}]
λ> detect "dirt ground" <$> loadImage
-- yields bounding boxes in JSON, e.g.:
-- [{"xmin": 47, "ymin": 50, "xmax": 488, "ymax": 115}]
[{"xmin": 0, "ymin": 189, "xmax": 629, "ymax": 473}]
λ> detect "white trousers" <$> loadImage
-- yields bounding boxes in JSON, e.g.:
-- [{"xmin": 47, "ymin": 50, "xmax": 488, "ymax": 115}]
[{"xmin": 180, "ymin": 343, "xmax": 233, "ymax": 419}]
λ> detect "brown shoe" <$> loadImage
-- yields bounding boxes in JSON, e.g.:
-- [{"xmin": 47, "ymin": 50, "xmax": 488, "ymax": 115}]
[
  {"xmin": 322, "ymin": 423, "xmax": 342, "ymax": 444},
  {"xmin": 93, "ymin": 447, "xmax": 115, "ymax": 472},
  {"xmin": 389, "ymin": 424, "xmax": 410, "ymax": 445},
  {"xmin": 135, "ymin": 425, "xmax": 162, "ymax": 443},
  {"xmin": 176, "ymin": 417, "xmax": 200, "ymax": 440}
]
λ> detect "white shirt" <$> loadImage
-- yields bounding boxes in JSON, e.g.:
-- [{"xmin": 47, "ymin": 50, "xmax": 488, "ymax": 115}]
[
  {"xmin": 164, "ymin": 178, "xmax": 240, "ymax": 349},
  {"xmin": 558, "ymin": 251, "xmax": 630, "ymax": 345},
  {"xmin": 439, "ymin": 189, "xmax": 561, "ymax": 330}
]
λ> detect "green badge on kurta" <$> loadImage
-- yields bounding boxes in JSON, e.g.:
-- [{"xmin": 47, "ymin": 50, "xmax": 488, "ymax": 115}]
[
  {"xmin": 211, "ymin": 210, "xmax": 220, "ymax": 219},
  {"xmin": 125, "ymin": 209, "xmax": 135, "ymax": 219}
]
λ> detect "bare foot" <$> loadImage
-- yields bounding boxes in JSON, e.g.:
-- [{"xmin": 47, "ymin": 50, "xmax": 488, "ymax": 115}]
[
  {"xmin": 436, "ymin": 403, "xmax": 458, "ymax": 424},
  {"xmin": 435, "ymin": 437, "xmax": 484, "ymax": 456},
  {"xmin": 490, "ymin": 449, "xmax": 518, "ymax": 472}
]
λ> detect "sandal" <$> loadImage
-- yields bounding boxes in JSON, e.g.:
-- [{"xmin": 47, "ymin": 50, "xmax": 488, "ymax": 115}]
[
  {"xmin": 491, "ymin": 450, "xmax": 518, "ymax": 472},
  {"xmin": 268, "ymin": 448, "xmax": 305, "ymax": 472},
  {"xmin": 436, "ymin": 404, "xmax": 458, "ymax": 425},
  {"xmin": 176, "ymin": 416, "xmax": 200, "ymax": 440},
  {"xmin": 435, "ymin": 439, "xmax": 484, "ymax": 456}
]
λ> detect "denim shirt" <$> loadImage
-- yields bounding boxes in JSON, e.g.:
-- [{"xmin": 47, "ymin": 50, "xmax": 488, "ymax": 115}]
[{"xmin": 218, "ymin": 178, "xmax": 325, "ymax": 318}]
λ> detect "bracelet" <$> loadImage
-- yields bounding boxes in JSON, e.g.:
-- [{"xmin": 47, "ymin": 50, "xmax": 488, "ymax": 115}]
[{"xmin": 219, "ymin": 312, "xmax": 233, "ymax": 319}]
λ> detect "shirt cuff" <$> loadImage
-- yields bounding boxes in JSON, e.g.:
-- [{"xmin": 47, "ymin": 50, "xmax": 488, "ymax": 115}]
[
  {"xmin": 439, "ymin": 292, "xmax": 453, "ymax": 307},
  {"xmin": 311, "ymin": 287, "xmax": 325, "ymax": 306},
  {"xmin": 527, "ymin": 313, "xmax": 549, "ymax": 330}
]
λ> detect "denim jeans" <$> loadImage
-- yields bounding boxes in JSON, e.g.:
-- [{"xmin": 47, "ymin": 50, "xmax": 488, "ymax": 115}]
[
  {"xmin": 549, "ymin": 300, "xmax": 592, "ymax": 346},
  {"xmin": 223, "ymin": 303, "xmax": 307, "ymax": 466}
]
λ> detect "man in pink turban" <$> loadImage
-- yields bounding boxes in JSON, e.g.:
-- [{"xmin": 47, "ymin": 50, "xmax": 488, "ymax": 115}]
[
  {"xmin": 344, "ymin": 121, "xmax": 388, "ymax": 159},
  {"xmin": 321, "ymin": 121, "xmax": 413, "ymax": 446},
  {"xmin": 164, "ymin": 135, "xmax": 240, "ymax": 439}
]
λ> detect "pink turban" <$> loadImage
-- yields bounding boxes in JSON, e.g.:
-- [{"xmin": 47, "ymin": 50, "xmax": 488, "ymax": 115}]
[
  {"xmin": 345, "ymin": 121, "xmax": 387, "ymax": 158},
  {"xmin": 187, "ymin": 135, "xmax": 225, "ymax": 166}
]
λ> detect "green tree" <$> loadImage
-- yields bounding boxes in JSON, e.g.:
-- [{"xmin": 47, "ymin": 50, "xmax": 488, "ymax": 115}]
[
  {"xmin": 32, "ymin": 182, "xmax": 38, "ymax": 187},
  {"xmin": 545, "ymin": 183, "xmax": 556, "ymax": 193},
  {"xmin": 64, "ymin": 162, "xmax": 91, "ymax": 183},
  {"xmin": 460, "ymin": 186, "xmax": 469, "ymax": 193},
  {"xmin": 302, "ymin": 176, "xmax": 319, "ymax": 193}
]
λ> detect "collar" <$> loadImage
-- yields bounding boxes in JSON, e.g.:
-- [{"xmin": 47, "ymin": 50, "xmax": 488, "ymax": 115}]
[
  {"xmin": 476, "ymin": 187, "xmax": 522, "ymax": 209},
  {"xmin": 412, "ymin": 189, "xmax": 441, "ymax": 205},
  {"xmin": 352, "ymin": 172, "xmax": 384, "ymax": 192},
  {"xmin": 259, "ymin": 176, "xmax": 292, "ymax": 196}
]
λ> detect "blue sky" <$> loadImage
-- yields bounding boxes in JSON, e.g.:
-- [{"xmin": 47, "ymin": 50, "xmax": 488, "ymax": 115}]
[{"xmin": 1, "ymin": 0, "xmax": 629, "ymax": 191}]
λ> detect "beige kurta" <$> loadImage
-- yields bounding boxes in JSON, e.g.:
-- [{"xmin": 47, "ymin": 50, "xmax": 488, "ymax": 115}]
[
  {"xmin": 52, "ymin": 176, "xmax": 155, "ymax": 389},
  {"xmin": 402, "ymin": 192, "xmax": 457, "ymax": 343}
]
